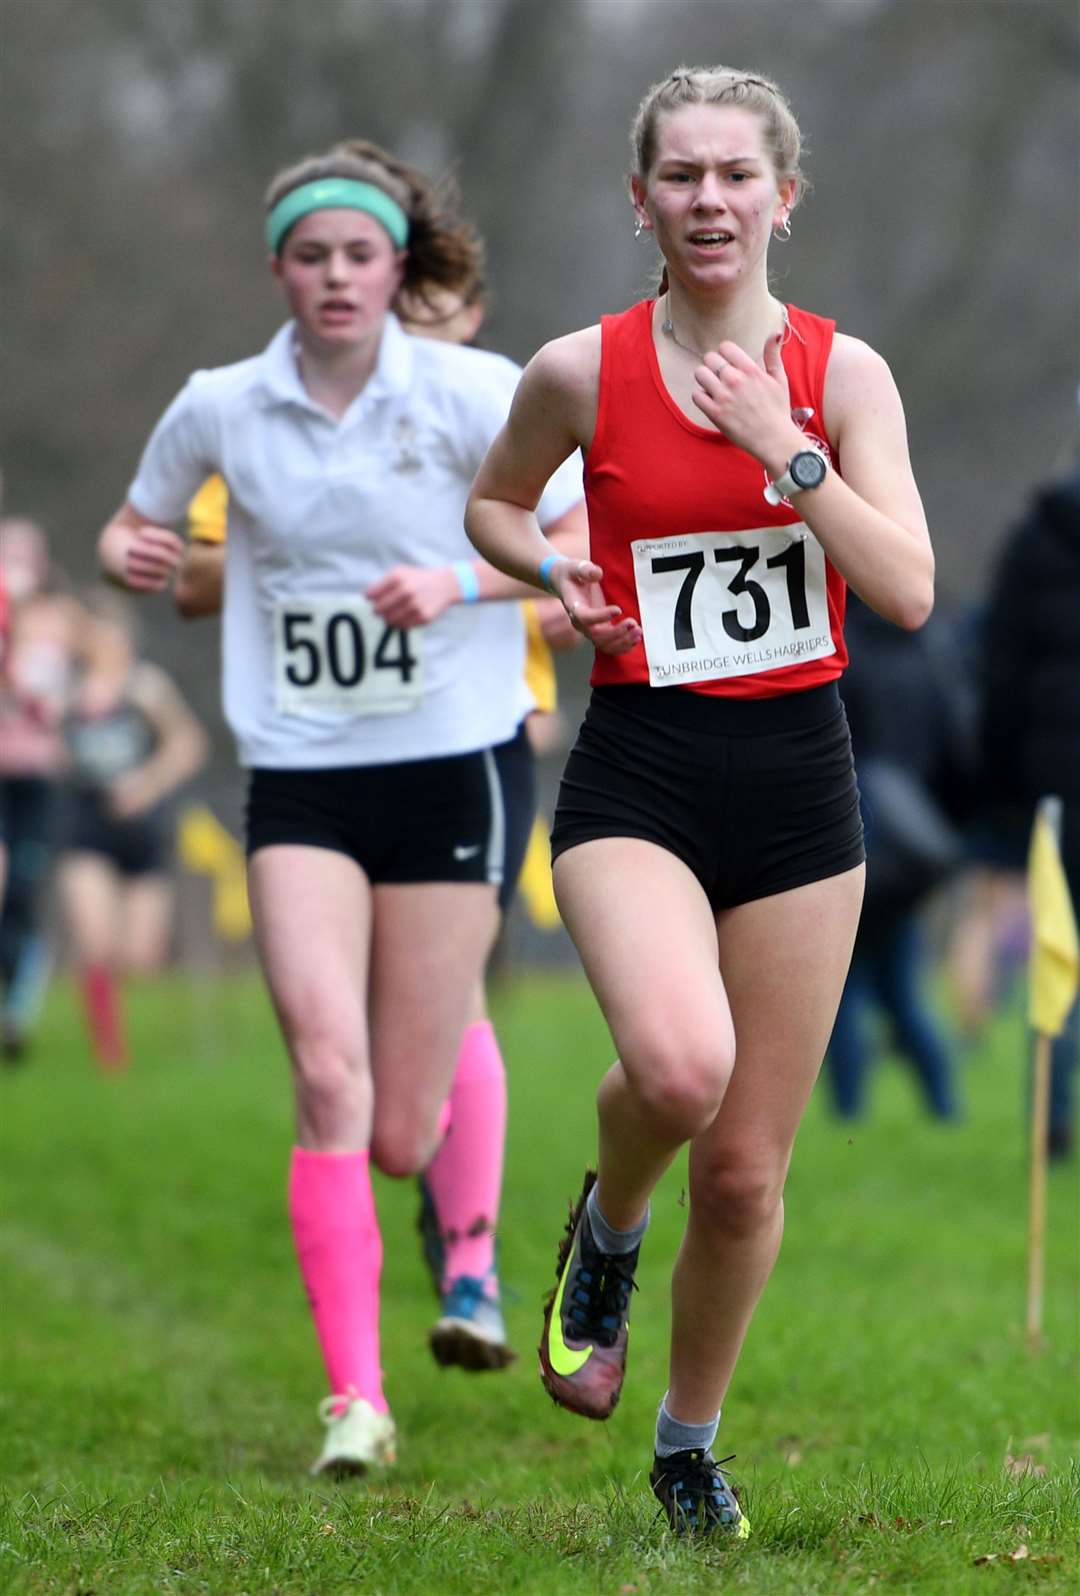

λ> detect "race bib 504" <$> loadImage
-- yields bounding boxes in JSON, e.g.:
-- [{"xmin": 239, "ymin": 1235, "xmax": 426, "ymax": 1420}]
[{"xmin": 273, "ymin": 597, "xmax": 423, "ymax": 717}]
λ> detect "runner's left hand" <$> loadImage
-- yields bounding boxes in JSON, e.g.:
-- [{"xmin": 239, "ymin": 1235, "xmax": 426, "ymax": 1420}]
[
  {"xmin": 692, "ymin": 334, "xmax": 802, "ymax": 467},
  {"xmin": 366, "ymin": 566, "xmax": 460, "ymax": 628},
  {"xmin": 106, "ymin": 770, "xmax": 155, "ymax": 819}
]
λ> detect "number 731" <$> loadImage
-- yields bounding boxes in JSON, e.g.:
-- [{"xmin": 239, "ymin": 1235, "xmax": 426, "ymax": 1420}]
[{"xmin": 651, "ymin": 541, "xmax": 810, "ymax": 649}]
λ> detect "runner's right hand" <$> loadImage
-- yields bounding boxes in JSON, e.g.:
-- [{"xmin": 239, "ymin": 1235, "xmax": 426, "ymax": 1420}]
[
  {"xmin": 548, "ymin": 558, "xmax": 642, "ymax": 657},
  {"xmin": 116, "ymin": 524, "xmax": 186, "ymax": 592}
]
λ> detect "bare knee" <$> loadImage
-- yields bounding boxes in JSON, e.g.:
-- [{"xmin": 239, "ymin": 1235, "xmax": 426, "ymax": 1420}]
[
  {"xmin": 124, "ymin": 944, "xmax": 166, "ymax": 978},
  {"xmin": 370, "ymin": 1118, "xmax": 436, "ymax": 1179},
  {"xmin": 692, "ymin": 1160, "xmax": 786, "ymax": 1240},
  {"xmin": 290, "ymin": 1027, "xmax": 370, "ymax": 1137},
  {"xmin": 622, "ymin": 1029, "xmax": 735, "ymax": 1141}
]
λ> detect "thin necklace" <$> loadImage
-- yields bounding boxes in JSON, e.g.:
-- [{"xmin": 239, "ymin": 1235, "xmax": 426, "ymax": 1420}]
[{"xmin": 660, "ymin": 294, "xmax": 791, "ymax": 359}]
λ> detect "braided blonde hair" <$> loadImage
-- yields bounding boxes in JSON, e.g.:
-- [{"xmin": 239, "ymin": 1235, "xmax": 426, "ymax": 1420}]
[{"xmin": 630, "ymin": 65, "xmax": 806, "ymax": 200}]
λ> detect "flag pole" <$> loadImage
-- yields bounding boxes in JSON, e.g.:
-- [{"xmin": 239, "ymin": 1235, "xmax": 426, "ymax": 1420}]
[
  {"xmin": 1025, "ymin": 1028, "xmax": 1052, "ymax": 1351},
  {"xmin": 1025, "ymin": 795, "xmax": 1064, "ymax": 1354}
]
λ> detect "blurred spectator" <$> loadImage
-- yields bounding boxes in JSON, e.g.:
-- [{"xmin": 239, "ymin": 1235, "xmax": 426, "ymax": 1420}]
[
  {"xmin": 57, "ymin": 589, "xmax": 207, "ymax": 1069},
  {"xmin": 0, "ymin": 520, "xmax": 116, "ymax": 1059},
  {"xmin": 0, "ymin": 554, "xmax": 8, "ymax": 906},
  {"xmin": 944, "ymin": 857, "xmax": 1029, "ymax": 1041},
  {"xmin": 976, "ymin": 453, "xmax": 1080, "ymax": 1159},
  {"xmin": 826, "ymin": 595, "xmax": 976, "ymax": 1119}
]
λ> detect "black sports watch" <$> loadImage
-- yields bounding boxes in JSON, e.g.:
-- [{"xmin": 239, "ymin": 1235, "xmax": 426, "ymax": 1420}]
[{"xmin": 764, "ymin": 446, "xmax": 828, "ymax": 505}]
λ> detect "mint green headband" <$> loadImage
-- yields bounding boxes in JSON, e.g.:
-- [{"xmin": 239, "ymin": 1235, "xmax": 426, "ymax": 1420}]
[{"xmin": 266, "ymin": 178, "xmax": 410, "ymax": 254}]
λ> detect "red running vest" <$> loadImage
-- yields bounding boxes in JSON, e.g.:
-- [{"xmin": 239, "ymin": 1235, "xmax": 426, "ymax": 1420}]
[{"xmin": 586, "ymin": 298, "xmax": 848, "ymax": 699}]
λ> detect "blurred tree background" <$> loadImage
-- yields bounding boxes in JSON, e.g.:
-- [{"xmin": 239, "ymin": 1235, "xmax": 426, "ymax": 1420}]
[{"xmin": 2, "ymin": 0, "xmax": 1078, "ymax": 778}]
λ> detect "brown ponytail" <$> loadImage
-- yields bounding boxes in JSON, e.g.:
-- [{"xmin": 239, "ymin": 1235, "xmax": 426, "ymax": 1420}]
[{"xmin": 265, "ymin": 139, "xmax": 485, "ymax": 315}]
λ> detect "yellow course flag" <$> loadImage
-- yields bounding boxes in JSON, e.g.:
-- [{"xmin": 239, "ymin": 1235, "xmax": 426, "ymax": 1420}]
[
  {"xmin": 518, "ymin": 816, "xmax": 562, "ymax": 930},
  {"xmin": 1027, "ymin": 805, "xmax": 1080, "ymax": 1037},
  {"xmin": 178, "ymin": 804, "xmax": 252, "ymax": 942}
]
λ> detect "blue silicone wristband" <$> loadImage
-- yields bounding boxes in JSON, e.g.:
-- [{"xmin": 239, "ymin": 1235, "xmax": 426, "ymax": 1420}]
[
  {"xmin": 453, "ymin": 560, "xmax": 480, "ymax": 603},
  {"xmin": 539, "ymin": 554, "xmax": 568, "ymax": 592}
]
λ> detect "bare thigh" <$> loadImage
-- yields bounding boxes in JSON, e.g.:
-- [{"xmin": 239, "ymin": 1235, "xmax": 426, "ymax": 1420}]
[
  {"xmin": 247, "ymin": 844, "xmax": 374, "ymax": 1151},
  {"xmin": 692, "ymin": 864, "xmax": 866, "ymax": 1195},
  {"xmin": 368, "ymin": 881, "xmax": 499, "ymax": 1176},
  {"xmin": 553, "ymin": 838, "xmax": 736, "ymax": 1100},
  {"xmin": 57, "ymin": 853, "xmax": 121, "ymax": 965},
  {"xmin": 119, "ymin": 874, "xmax": 173, "ymax": 974}
]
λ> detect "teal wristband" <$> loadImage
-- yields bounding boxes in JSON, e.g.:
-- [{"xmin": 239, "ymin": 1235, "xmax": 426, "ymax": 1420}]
[
  {"xmin": 539, "ymin": 554, "xmax": 567, "ymax": 592},
  {"xmin": 453, "ymin": 561, "xmax": 480, "ymax": 604}
]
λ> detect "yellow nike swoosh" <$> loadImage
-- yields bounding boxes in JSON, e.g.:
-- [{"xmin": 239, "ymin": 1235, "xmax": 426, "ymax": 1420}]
[{"xmin": 547, "ymin": 1241, "xmax": 592, "ymax": 1377}]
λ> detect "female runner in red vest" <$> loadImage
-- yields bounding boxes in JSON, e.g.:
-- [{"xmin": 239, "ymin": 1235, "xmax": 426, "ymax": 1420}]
[{"xmin": 467, "ymin": 65, "xmax": 933, "ymax": 1537}]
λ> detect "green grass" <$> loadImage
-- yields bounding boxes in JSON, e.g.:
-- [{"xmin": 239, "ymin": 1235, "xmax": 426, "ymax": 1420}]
[{"xmin": 1, "ymin": 970, "xmax": 1077, "ymax": 1594}]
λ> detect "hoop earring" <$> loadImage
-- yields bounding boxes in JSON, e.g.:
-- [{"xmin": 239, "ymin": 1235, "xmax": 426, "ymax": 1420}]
[{"xmin": 773, "ymin": 214, "xmax": 792, "ymax": 241}]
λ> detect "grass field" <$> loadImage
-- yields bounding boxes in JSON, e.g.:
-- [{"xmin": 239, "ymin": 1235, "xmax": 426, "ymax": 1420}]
[{"xmin": 1, "ymin": 969, "xmax": 1078, "ymax": 1594}]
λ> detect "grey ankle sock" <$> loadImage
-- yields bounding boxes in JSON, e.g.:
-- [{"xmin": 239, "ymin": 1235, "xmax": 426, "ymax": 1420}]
[
  {"xmin": 585, "ymin": 1185, "xmax": 649, "ymax": 1255},
  {"xmin": 654, "ymin": 1395, "xmax": 720, "ymax": 1458}
]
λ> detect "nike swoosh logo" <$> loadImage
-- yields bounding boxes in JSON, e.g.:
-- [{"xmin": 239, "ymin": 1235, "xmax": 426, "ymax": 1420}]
[
  {"xmin": 547, "ymin": 1243, "xmax": 592, "ymax": 1377},
  {"xmin": 453, "ymin": 844, "xmax": 481, "ymax": 861}
]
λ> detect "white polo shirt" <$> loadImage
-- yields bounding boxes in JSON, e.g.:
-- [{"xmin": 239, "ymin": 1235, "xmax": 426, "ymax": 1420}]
[{"xmin": 129, "ymin": 316, "xmax": 582, "ymax": 769}]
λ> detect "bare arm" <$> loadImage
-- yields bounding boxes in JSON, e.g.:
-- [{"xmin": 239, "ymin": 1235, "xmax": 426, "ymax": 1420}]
[
  {"xmin": 99, "ymin": 501, "xmax": 186, "ymax": 594},
  {"xmin": 106, "ymin": 665, "xmax": 209, "ymax": 819},
  {"xmin": 174, "ymin": 540, "xmax": 225, "ymax": 619},
  {"xmin": 365, "ymin": 499, "xmax": 590, "ymax": 629},
  {"xmin": 694, "ymin": 332, "xmax": 934, "ymax": 630},
  {"xmin": 466, "ymin": 331, "xmax": 641, "ymax": 655}
]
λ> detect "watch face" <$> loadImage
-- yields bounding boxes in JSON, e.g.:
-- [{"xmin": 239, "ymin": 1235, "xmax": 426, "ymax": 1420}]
[{"xmin": 790, "ymin": 450, "xmax": 826, "ymax": 489}]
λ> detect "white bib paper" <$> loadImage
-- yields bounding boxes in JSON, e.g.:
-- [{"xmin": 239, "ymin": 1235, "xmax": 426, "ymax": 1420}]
[
  {"xmin": 273, "ymin": 597, "xmax": 424, "ymax": 717},
  {"xmin": 631, "ymin": 524, "xmax": 835, "ymax": 688}
]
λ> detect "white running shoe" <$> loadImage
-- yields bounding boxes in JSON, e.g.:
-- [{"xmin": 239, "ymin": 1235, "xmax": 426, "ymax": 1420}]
[{"xmin": 310, "ymin": 1396, "xmax": 397, "ymax": 1476}]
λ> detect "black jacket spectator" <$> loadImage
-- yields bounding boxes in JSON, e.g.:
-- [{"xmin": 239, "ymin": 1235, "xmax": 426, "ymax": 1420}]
[
  {"xmin": 842, "ymin": 595, "xmax": 977, "ymax": 932},
  {"xmin": 980, "ymin": 469, "xmax": 1080, "ymax": 813}
]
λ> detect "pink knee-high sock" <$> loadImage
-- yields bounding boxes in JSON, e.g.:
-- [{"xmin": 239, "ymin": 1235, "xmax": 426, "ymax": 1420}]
[
  {"xmin": 425, "ymin": 1020, "xmax": 507, "ymax": 1294},
  {"xmin": 288, "ymin": 1147, "xmax": 387, "ymax": 1414},
  {"xmin": 80, "ymin": 963, "xmax": 127, "ymax": 1071}
]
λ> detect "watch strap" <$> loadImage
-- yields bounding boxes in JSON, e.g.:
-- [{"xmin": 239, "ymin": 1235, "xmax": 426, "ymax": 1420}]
[
  {"xmin": 764, "ymin": 447, "xmax": 827, "ymax": 506},
  {"xmin": 764, "ymin": 469, "xmax": 799, "ymax": 506}
]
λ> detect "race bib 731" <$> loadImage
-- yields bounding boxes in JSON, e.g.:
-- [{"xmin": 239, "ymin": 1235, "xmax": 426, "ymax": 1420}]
[{"xmin": 631, "ymin": 524, "xmax": 835, "ymax": 687}]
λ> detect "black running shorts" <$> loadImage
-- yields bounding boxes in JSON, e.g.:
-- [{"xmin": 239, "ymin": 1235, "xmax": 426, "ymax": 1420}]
[
  {"xmin": 551, "ymin": 682, "xmax": 864, "ymax": 911},
  {"xmin": 64, "ymin": 790, "xmax": 172, "ymax": 878},
  {"xmin": 493, "ymin": 721, "xmax": 536, "ymax": 913},
  {"xmin": 245, "ymin": 742, "xmax": 509, "ymax": 889}
]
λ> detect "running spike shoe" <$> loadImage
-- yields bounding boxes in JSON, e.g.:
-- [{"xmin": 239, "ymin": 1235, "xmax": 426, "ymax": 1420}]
[
  {"xmin": 538, "ymin": 1170, "xmax": 638, "ymax": 1420},
  {"xmin": 310, "ymin": 1396, "xmax": 397, "ymax": 1476},
  {"xmin": 415, "ymin": 1174, "xmax": 445, "ymax": 1298},
  {"xmin": 429, "ymin": 1274, "xmax": 517, "ymax": 1371},
  {"xmin": 649, "ymin": 1449, "xmax": 751, "ymax": 1538}
]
